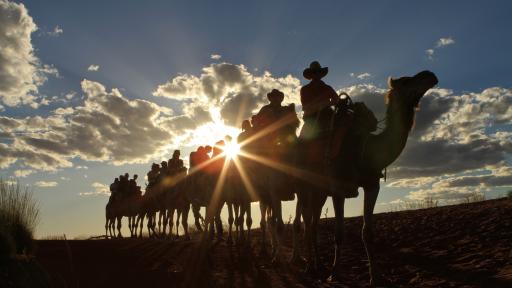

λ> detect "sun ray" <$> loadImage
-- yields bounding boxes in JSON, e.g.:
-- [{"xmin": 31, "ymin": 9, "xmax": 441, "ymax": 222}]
[
  {"xmin": 232, "ymin": 156, "xmax": 259, "ymax": 202},
  {"xmin": 237, "ymin": 150, "xmax": 332, "ymax": 190}
]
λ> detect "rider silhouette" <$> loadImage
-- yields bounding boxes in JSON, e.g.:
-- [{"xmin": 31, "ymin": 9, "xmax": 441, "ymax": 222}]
[{"xmin": 300, "ymin": 61, "xmax": 358, "ymax": 197}]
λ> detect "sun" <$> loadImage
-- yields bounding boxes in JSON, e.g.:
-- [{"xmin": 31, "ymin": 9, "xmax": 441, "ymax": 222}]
[{"xmin": 223, "ymin": 139, "xmax": 240, "ymax": 159}]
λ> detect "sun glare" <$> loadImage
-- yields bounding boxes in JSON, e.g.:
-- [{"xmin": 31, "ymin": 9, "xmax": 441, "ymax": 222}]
[{"xmin": 223, "ymin": 140, "xmax": 240, "ymax": 159}]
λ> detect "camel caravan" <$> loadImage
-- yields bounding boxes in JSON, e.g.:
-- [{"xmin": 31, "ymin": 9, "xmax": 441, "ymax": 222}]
[{"xmin": 104, "ymin": 61, "xmax": 438, "ymax": 285}]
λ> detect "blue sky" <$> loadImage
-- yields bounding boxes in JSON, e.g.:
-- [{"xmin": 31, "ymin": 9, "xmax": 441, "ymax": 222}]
[{"xmin": 0, "ymin": 0, "xmax": 511, "ymax": 237}]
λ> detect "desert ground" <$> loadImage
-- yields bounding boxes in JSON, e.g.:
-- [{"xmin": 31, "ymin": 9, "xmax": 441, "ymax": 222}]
[{"xmin": 35, "ymin": 198, "xmax": 512, "ymax": 288}]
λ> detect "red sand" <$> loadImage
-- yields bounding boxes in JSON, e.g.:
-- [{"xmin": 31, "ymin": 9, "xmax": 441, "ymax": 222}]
[{"xmin": 36, "ymin": 198, "xmax": 512, "ymax": 287}]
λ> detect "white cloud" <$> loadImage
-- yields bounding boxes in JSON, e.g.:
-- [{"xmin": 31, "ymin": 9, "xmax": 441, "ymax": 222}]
[
  {"xmin": 13, "ymin": 169, "xmax": 35, "ymax": 178},
  {"xmin": 79, "ymin": 182, "xmax": 109, "ymax": 196},
  {"xmin": 426, "ymin": 37, "xmax": 455, "ymax": 59},
  {"xmin": 210, "ymin": 54, "xmax": 222, "ymax": 60},
  {"xmin": 350, "ymin": 72, "xmax": 371, "ymax": 80},
  {"xmin": 87, "ymin": 64, "xmax": 100, "ymax": 71},
  {"xmin": 436, "ymin": 37, "xmax": 455, "ymax": 48},
  {"xmin": 34, "ymin": 180, "xmax": 58, "ymax": 187},
  {"xmin": 44, "ymin": 25, "xmax": 63, "ymax": 37},
  {"xmin": 0, "ymin": 0, "xmax": 58, "ymax": 107}
]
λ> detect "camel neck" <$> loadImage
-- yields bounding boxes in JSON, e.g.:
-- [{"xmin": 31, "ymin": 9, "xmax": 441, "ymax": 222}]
[{"xmin": 368, "ymin": 91, "xmax": 415, "ymax": 170}]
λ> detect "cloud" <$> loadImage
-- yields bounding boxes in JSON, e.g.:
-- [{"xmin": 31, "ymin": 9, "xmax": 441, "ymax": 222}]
[
  {"xmin": 13, "ymin": 169, "xmax": 35, "ymax": 178},
  {"xmin": 210, "ymin": 54, "xmax": 222, "ymax": 60},
  {"xmin": 34, "ymin": 181, "xmax": 58, "ymax": 187},
  {"xmin": 426, "ymin": 37, "xmax": 455, "ymax": 59},
  {"xmin": 79, "ymin": 182, "xmax": 109, "ymax": 196},
  {"xmin": 87, "ymin": 64, "xmax": 100, "ymax": 71},
  {"xmin": 0, "ymin": 0, "xmax": 58, "ymax": 107},
  {"xmin": 436, "ymin": 37, "xmax": 455, "ymax": 47},
  {"xmin": 350, "ymin": 72, "xmax": 371, "ymax": 80},
  {"xmin": 0, "ymin": 79, "xmax": 176, "ymax": 171},
  {"xmin": 43, "ymin": 25, "xmax": 63, "ymax": 37},
  {"xmin": 386, "ymin": 177, "xmax": 438, "ymax": 188},
  {"xmin": 153, "ymin": 62, "xmax": 301, "ymax": 128}
]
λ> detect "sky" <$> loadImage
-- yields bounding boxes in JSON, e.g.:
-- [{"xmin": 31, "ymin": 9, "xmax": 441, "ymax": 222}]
[{"xmin": 0, "ymin": 0, "xmax": 511, "ymax": 238}]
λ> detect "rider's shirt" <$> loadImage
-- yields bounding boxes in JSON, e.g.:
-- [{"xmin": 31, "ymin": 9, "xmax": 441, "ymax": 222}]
[{"xmin": 300, "ymin": 79, "xmax": 338, "ymax": 117}]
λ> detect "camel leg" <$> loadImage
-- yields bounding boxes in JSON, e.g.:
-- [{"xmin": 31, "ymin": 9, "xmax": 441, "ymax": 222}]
[
  {"xmin": 130, "ymin": 216, "xmax": 136, "ymax": 237},
  {"xmin": 182, "ymin": 205, "xmax": 190, "ymax": 240},
  {"xmin": 291, "ymin": 191, "xmax": 304, "ymax": 264},
  {"xmin": 311, "ymin": 194, "xmax": 327, "ymax": 271},
  {"xmin": 176, "ymin": 209, "xmax": 180, "ymax": 238},
  {"xmin": 227, "ymin": 203, "xmax": 234, "ymax": 245},
  {"xmin": 270, "ymin": 194, "xmax": 283, "ymax": 263},
  {"xmin": 148, "ymin": 213, "xmax": 156, "ymax": 238},
  {"xmin": 362, "ymin": 181, "xmax": 385, "ymax": 286},
  {"xmin": 234, "ymin": 203, "xmax": 240, "ymax": 242},
  {"xmin": 105, "ymin": 215, "xmax": 109, "ymax": 238},
  {"xmin": 192, "ymin": 203, "xmax": 203, "ymax": 232},
  {"xmin": 215, "ymin": 205, "xmax": 224, "ymax": 240},
  {"xmin": 329, "ymin": 195, "xmax": 346, "ymax": 281},
  {"xmin": 110, "ymin": 217, "xmax": 116, "ymax": 238},
  {"xmin": 162, "ymin": 209, "xmax": 169, "ymax": 237},
  {"xmin": 236, "ymin": 203, "xmax": 245, "ymax": 243},
  {"xmin": 128, "ymin": 216, "xmax": 133, "ymax": 237},
  {"xmin": 168, "ymin": 208, "xmax": 175, "ymax": 239},
  {"xmin": 246, "ymin": 202, "xmax": 252, "ymax": 244},
  {"xmin": 158, "ymin": 211, "xmax": 164, "ymax": 236},
  {"xmin": 302, "ymin": 190, "xmax": 315, "ymax": 272},
  {"xmin": 116, "ymin": 216, "xmax": 123, "ymax": 238},
  {"xmin": 137, "ymin": 214, "xmax": 145, "ymax": 238},
  {"xmin": 259, "ymin": 202, "xmax": 268, "ymax": 255}
]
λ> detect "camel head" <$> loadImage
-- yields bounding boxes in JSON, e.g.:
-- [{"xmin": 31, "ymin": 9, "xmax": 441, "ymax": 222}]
[{"xmin": 387, "ymin": 70, "xmax": 438, "ymax": 109}]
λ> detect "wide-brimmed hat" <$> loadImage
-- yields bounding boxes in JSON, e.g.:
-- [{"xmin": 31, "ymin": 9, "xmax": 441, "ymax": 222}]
[
  {"xmin": 267, "ymin": 89, "xmax": 284, "ymax": 102},
  {"xmin": 303, "ymin": 61, "xmax": 328, "ymax": 80}
]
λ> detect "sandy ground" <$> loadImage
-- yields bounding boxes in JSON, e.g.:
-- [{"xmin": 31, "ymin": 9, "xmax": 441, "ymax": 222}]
[{"xmin": 35, "ymin": 198, "xmax": 512, "ymax": 287}]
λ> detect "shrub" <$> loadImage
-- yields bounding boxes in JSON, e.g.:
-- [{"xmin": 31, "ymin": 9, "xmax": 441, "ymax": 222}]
[
  {"xmin": 507, "ymin": 190, "xmax": 512, "ymax": 198},
  {"xmin": 0, "ymin": 179, "xmax": 40, "ymax": 260}
]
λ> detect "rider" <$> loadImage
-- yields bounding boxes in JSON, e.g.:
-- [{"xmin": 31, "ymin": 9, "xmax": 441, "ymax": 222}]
[
  {"xmin": 168, "ymin": 149, "xmax": 184, "ymax": 176},
  {"xmin": 110, "ymin": 177, "xmax": 120, "ymax": 201},
  {"xmin": 300, "ymin": 61, "xmax": 358, "ymax": 197},
  {"xmin": 147, "ymin": 163, "xmax": 160, "ymax": 191}
]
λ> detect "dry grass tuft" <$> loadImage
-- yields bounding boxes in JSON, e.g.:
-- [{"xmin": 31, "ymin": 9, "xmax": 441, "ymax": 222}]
[{"xmin": 0, "ymin": 178, "xmax": 40, "ymax": 260}]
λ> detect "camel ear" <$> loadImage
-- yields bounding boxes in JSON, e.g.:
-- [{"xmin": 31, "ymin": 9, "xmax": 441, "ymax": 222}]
[{"xmin": 388, "ymin": 77, "xmax": 395, "ymax": 88}]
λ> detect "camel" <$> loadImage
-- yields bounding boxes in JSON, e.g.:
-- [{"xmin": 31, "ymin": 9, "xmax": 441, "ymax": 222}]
[
  {"xmin": 162, "ymin": 169, "xmax": 192, "ymax": 239},
  {"xmin": 291, "ymin": 70, "xmax": 438, "ymax": 285},
  {"xmin": 136, "ymin": 185, "xmax": 166, "ymax": 238},
  {"xmin": 105, "ymin": 194, "xmax": 142, "ymax": 238}
]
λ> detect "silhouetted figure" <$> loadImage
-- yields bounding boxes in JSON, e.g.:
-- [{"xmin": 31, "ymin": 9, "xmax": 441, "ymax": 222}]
[
  {"xmin": 147, "ymin": 163, "xmax": 160, "ymax": 190},
  {"xmin": 168, "ymin": 149, "xmax": 184, "ymax": 177},
  {"xmin": 128, "ymin": 175, "xmax": 139, "ymax": 197},
  {"xmin": 299, "ymin": 61, "xmax": 358, "ymax": 197},
  {"xmin": 300, "ymin": 61, "xmax": 340, "ymax": 138},
  {"xmin": 110, "ymin": 177, "xmax": 120, "ymax": 201}
]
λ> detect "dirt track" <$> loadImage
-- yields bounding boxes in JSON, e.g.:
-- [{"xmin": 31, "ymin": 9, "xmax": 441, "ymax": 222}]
[{"xmin": 36, "ymin": 198, "xmax": 512, "ymax": 287}]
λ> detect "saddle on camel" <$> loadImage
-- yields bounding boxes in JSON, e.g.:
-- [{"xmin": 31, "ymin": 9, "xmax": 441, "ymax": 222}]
[{"xmin": 300, "ymin": 61, "xmax": 377, "ymax": 198}]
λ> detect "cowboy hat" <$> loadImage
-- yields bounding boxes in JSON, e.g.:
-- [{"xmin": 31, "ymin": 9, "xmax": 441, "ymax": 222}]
[
  {"xmin": 267, "ymin": 89, "xmax": 284, "ymax": 102},
  {"xmin": 303, "ymin": 61, "xmax": 328, "ymax": 80}
]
